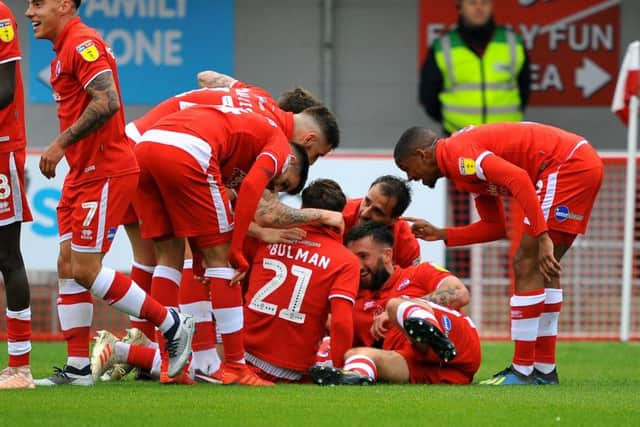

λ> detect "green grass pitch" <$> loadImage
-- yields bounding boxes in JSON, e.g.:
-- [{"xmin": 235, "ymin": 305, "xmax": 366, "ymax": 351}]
[{"xmin": 0, "ymin": 341, "xmax": 638, "ymax": 426}]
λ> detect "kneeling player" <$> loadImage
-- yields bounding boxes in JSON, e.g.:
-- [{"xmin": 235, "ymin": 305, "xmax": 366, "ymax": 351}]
[{"xmin": 238, "ymin": 179, "xmax": 359, "ymax": 383}]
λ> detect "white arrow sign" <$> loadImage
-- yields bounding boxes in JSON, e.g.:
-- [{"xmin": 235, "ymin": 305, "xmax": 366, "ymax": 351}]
[
  {"xmin": 575, "ymin": 57, "xmax": 611, "ymax": 98},
  {"xmin": 38, "ymin": 66, "xmax": 51, "ymax": 88}
]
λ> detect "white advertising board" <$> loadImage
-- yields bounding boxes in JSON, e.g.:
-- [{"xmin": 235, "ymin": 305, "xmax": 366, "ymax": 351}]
[{"xmin": 20, "ymin": 153, "xmax": 446, "ymax": 272}]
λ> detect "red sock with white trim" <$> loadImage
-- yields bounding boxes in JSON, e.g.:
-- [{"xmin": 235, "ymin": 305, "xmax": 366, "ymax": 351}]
[
  {"xmin": 57, "ymin": 279, "xmax": 93, "ymax": 369},
  {"xmin": 343, "ymin": 354, "xmax": 377, "ymax": 380},
  {"xmin": 90, "ymin": 267, "xmax": 173, "ymax": 333},
  {"xmin": 129, "ymin": 262, "xmax": 156, "ymax": 342},
  {"xmin": 395, "ymin": 301, "xmax": 441, "ymax": 332},
  {"xmin": 510, "ymin": 289, "xmax": 545, "ymax": 376},
  {"xmin": 207, "ymin": 267, "xmax": 244, "ymax": 363},
  {"xmin": 180, "ymin": 260, "xmax": 219, "ymax": 374},
  {"xmin": 535, "ymin": 288, "xmax": 563, "ymax": 374},
  {"xmin": 6, "ymin": 308, "xmax": 31, "ymax": 367}
]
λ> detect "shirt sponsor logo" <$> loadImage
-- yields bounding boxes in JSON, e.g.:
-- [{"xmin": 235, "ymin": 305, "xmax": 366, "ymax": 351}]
[
  {"xmin": 441, "ymin": 314, "xmax": 452, "ymax": 336},
  {"xmin": 458, "ymin": 157, "xmax": 476, "ymax": 176},
  {"xmin": 107, "ymin": 227, "xmax": 117, "ymax": 242},
  {"xmin": 486, "ymin": 183, "xmax": 510, "ymax": 196},
  {"xmin": 76, "ymin": 40, "xmax": 100, "ymax": 62},
  {"xmin": 554, "ymin": 205, "xmax": 584, "ymax": 222},
  {"xmin": 0, "ymin": 19, "xmax": 14, "ymax": 43}
]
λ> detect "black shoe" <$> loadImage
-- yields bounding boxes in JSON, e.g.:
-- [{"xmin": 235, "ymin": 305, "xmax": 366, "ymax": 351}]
[
  {"xmin": 479, "ymin": 365, "xmax": 537, "ymax": 385},
  {"xmin": 34, "ymin": 365, "xmax": 94, "ymax": 386},
  {"xmin": 134, "ymin": 367, "xmax": 155, "ymax": 381},
  {"xmin": 309, "ymin": 365, "xmax": 374, "ymax": 386},
  {"xmin": 534, "ymin": 368, "xmax": 559, "ymax": 385},
  {"xmin": 403, "ymin": 317, "xmax": 457, "ymax": 362}
]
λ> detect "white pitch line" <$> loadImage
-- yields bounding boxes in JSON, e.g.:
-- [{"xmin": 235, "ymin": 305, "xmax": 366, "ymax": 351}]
[{"xmin": 539, "ymin": 0, "xmax": 621, "ymax": 34}]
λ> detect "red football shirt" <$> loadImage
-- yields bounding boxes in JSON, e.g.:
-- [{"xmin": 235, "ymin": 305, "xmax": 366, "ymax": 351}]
[
  {"xmin": 436, "ymin": 122, "xmax": 586, "ymax": 240},
  {"xmin": 343, "ymin": 198, "xmax": 421, "ymax": 268},
  {"xmin": 0, "ymin": 2, "xmax": 25, "ymax": 153},
  {"xmin": 128, "ymin": 86, "xmax": 293, "ymax": 142},
  {"xmin": 244, "ymin": 225, "xmax": 360, "ymax": 372},
  {"xmin": 148, "ymin": 105, "xmax": 291, "ymax": 190},
  {"xmin": 50, "ymin": 17, "xmax": 137, "ymax": 186},
  {"xmin": 352, "ymin": 262, "xmax": 452, "ymax": 347}
]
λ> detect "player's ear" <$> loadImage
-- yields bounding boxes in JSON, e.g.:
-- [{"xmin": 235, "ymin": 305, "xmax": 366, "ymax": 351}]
[
  {"xmin": 383, "ymin": 246, "xmax": 394, "ymax": 263},
  {"xmin": 303, "ymin": 132, "xmax": 317, "ymax": 146}
]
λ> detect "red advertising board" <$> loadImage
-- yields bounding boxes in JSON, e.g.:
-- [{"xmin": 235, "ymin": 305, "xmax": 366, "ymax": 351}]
[{"xmin": 418, "ymin": 0, "xmax": 621, "ymax": 106}]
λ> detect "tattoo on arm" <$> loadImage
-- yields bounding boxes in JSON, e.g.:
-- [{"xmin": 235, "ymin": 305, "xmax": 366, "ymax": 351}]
[
  {"xmin": 62, "ymin": 71, "xmax": 120, "ymax": 148},
  {"xmin": 424, "ymin": 286, "xmax": 462, "ymax": 308},
  {"xmin": 255, "ymin": 190, "xmax": 323, "ymax": 227}
]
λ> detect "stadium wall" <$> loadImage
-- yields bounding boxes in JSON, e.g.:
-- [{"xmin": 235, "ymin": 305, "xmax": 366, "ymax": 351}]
[{"xmin": 8, "ymin": 0, "xmax": 640, "ymax": 151}]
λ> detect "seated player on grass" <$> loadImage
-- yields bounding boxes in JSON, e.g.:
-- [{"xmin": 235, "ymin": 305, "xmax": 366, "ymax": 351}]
[{"xmin": 310, "ymin": 222, "xmax": 481, "ymax": 385}]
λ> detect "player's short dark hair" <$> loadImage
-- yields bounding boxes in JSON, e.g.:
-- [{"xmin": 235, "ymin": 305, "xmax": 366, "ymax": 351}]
[
  {"xmin": 301, "ymin": 105, "xmax": 340, "ymax": 149},
  {"xmin": 369, "ymin": 175, "xmax": 412, "ymax": 218},
  {"xmin": 278, "ymin": 87, "xmax": 322, "ymax": 113},
  {"xmin": 393, "ymin": 126, "xmax": 438, "ymax": 162},
  {"xmin": 73, "ymin": 0, "xmax": 82, "ymax": 9},
  {"xmin": 286, "ymin": 142, "xmax": 310, "ymax": 195},
  {"xmin": 301, "ymin": 179, "xmax": 346, "ymax": 212},
  {"xmin": 345, "ymin": 221, "xmax": 394, "ymax": 248}
]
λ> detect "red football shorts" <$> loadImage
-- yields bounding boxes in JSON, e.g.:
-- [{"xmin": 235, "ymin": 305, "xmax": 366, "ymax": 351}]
[
  {"xmin": 385, "ymin": 308, "xmax": 481, "ymax": 384},
  {"xmin": 0, "ymin": 149, "xmax": 32, "ymax": 226},
  {"xmin": 120, "ymin": 203, "xmax": 138, "ymax": 226},
  {"xmin": 134, "ymin": 135, "xmax": 233, "ymax": 248},
  {"xmin": 525, "ymin": 141, "xmax": 603, "ymax": 236},
  {"xmin": 57, "ymin": 174, "xmax": 137, "ymax": 253}
]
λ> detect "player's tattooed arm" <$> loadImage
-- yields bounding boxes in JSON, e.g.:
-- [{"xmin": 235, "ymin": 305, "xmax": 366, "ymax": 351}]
[
  {"xmin": 254, "ymin": 190, "xmax": 345, "ymax": 233},
  {"xmin": 422, "ymin": 277, "xmax": 470, "ymax": 310},
  {"xmin": 61, "ymin": 71, "xmax": 120, "ymax": 147},
  {"xmin": 197, "ymin": 70, "xmax": 235, "ymax": 88},
  {"xmin": 254, "ymin": 190, "xmax": 322, "ymax": 226}
]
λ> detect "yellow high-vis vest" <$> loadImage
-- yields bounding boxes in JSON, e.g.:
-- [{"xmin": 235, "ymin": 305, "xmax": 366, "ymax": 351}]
[{"xmin": 434, "ymin": 27, "xmax": 525, "ymax": 134}]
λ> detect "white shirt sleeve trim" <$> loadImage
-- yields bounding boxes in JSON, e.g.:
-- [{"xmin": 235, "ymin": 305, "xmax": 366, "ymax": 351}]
[
  {"xmin": 475, "ymin": 150, "xmax": 494, "ymax": 181},
  {"xmin": 0, "ymin": 56, "xmax": 21, "ymax": 65},
  {"xmin": 83, "ymin": 68, "xmax": 112, "ymax": 90},
  {"xmin": 328, "ymin": 294, "xmax": 356, "ymax": 305}
]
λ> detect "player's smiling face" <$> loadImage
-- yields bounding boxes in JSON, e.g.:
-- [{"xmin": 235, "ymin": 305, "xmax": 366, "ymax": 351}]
[
  {"xmin": 347, "ymin": 236, "xmax": 393, "ymax": 291},
  {"xmin": 25, "ymin": 0, "xmax": 67, "ymax": 41},
  {"xmin": 357, "ymin": 184, "xmax": 396, "ymax": 226}
]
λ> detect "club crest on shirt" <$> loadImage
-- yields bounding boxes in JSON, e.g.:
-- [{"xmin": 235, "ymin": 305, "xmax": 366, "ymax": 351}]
[
  {"xmin": 76, "ymin": 40, "xmax": 100, "ymax": 62},
  {"xmin": 0, "ymin": 19, "xmax": 14, "ymax": 43},
  {"xmin": 458, "ymin": 157, "xmax": 476, "ymax": 176},
  {"xmin": 396, "ymin": 278, "xmax": 410, "ymax": 291}
]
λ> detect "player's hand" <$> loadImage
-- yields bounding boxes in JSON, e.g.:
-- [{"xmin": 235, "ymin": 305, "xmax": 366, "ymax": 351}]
[
  {"xmin": 401, "ymin": 217, "xmax": 446, "ymax": 241},
  {"xmin": 39, "ymin": 140, "xmax": 65, "ymax": 179},
  {"xmin": 538, "ymin": 232, "xmax": 561, "ymax": 282},
  {"xmin": 229, "ymin": 250, "xmax": 249, "ymax": 285},
  {"xmin": 260, "ymin": 227, "xmax": 306, "ymax": 244},
  {"xmin": 371, "ymin": 312, "xmax": 390, "ymax": 341},
  {"xmin": 320, "ymin": 210, "xmax": 345, "ymax": 235}
]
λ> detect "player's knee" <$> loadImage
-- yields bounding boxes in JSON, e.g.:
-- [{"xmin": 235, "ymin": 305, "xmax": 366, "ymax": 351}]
[
  {"xmin": 70, "ymin": 258, "xmax": 101, "ymax": 287},
  {"xmin": 0, "ymin": 251, "xmax": 25, "ymax": 277},
  {"xmin": 513, "ymin": 252, "xmax": 538, "ymax": 281}
]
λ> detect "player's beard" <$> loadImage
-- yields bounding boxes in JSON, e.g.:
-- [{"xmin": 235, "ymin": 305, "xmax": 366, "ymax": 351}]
[{"xmin": 369, "ymin": 259, "xmax": 391, "ymax": 291}]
